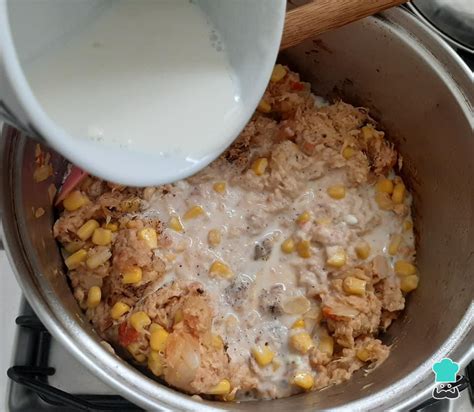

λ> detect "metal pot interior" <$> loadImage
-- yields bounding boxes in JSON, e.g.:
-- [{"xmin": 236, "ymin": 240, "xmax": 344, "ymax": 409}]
[{"xmin": 1, "ymin": 7, "xmax": 473, "ymax": 411}]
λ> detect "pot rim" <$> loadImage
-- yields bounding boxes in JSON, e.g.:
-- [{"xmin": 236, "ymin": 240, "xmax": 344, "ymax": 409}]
[{"xmin": 1, "ymin": 6, "xmax": 473, "ymax": 411}]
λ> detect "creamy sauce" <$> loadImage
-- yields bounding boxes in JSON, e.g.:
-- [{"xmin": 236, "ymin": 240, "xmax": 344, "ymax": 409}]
[{"xmin": 25, "ymin": 0, "xmax": 242, "ymax": 158}]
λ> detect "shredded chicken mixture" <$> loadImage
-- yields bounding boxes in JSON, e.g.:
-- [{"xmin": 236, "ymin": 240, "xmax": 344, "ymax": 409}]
[{"xmin": 54, "ymin": 66, "xmax": 418, "ymax": 401}]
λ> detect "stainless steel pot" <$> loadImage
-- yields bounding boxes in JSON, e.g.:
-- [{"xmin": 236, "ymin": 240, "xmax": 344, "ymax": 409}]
[{"xmin": 1, "ymin": 7, "xmax": 473, "ymax": 411}]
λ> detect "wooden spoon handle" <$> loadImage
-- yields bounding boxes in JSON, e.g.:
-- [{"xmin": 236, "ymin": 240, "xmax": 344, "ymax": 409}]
[{"xmin": 281, "ymin": 0, "xmax": 407, "ymax": 50}]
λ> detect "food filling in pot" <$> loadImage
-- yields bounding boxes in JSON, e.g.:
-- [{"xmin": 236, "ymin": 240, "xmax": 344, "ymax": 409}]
[{"xmin": 53, "ymin": 66, "xmax": 418, "ymax": 401}]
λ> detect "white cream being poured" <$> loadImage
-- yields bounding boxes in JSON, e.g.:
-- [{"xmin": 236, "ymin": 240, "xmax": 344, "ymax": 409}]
[{"xmin": 25, "ymin": 0, "xmax": 242, "ymax": 159}]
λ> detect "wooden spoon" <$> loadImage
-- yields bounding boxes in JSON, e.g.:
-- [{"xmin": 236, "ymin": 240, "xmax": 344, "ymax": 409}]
[{"xmin": 281, "ymin": 0, "xmax": 407, "ymax": 50}]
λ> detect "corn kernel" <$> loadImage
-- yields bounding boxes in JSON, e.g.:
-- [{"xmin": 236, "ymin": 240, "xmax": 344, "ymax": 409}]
[
  {"xmin": 149, "ymin": 323, "xmax": 165, "ymax": 333},
  {"xmin": 362, "ymin": 125, "xmax": 376, "ymax": 141},
  {"xmin": 148, "ymin": 350, "xmax": 163, "ymax": 376},
  {"xmin": 150, "ymin": 328, "xmax": 169, "ymax": 352},
  {"xmin": 127, "ymin": 343, "xmax": 146, "ymax": 363},
  {"xmin": 104, "ymin": 222, "xmax": 118, "ymax": 232},
  {"xmin": 292, "ymin": 372, "xmax": 314, "ymax": 390},
  {"xmin": 251, "ymin": 345, "xmax": 275, "ymax": 367},
  {"xmin": 376, "ymin": 179, "xmax": 394, "ymax": 194},
  {"xmin": 251, "ymin": 157, "xmax": 269, "ymax": 176},
  {"xmin": 326, "ymin": 246, "xmax": 346, "ymax": 268},
  {"xmin": 174, "ymin": 309, "xmax": 184, "ymax": 325},
  {"xmin": 64, "ymin": 241, "xmax": 84, "ymax": 254},
  {"xmin": 355, "ymin": 241, "xmax": 371, "ymax": 260},
  {"xmin": 208, "ymin": 229, "xmax": 221, "ymax": 246},
  {"xmin": 342, "ymin": 276, "xmax": 367, "ymax": 296},
  {"xmin": 297, "ymin": 211, "xmax": 311, "ymax": 225},
  {"xmin": 120, "ymin": 198, "xmax": 140, "ymax": 212},
  {"xmin": 356, "ymin": 347, "xmax": 371, "ymax": 362},
  {"xmin": 375, "ymin": 192, "xmax": 393, "ymax": 210},
  {"xmin": 138, "ymin": 228, "xmax": 158, "ymax": 249},
  {"xmin": 87, "ymin": 286, "xmax": 101, "ymax": 309},
  {"xmin": 316, "ymin": 217, "xmax": 331, "ymax": 225},
  {"xmin": 388, "ymin": 234, "xmax": 403, "ymax": 255},
  {"xmin": 342, "ymin": 146, "xmax": 355, "ymax": 159},
  {"xmin": 110, "ymin": 301, "xmax": 130, "ymax": 320},
  {"xmin": 318, "ymin": 335, "xmax": 334, "ymax": 356},
  {"xmin": 213, "ymin": 181, "xmax": 226, "ymax": 194},
  {"xmin": 296, "ymin": 240, "xmax": 311, "ymax": 258},
  {"xmin": 272, "ymin": 359, "xmax": 281, "ymax": 371},
  {"xmin": 392, "ymin": 183, "xmax": 406, "ymax": 204},
  {"xmin": 290, "ymin": 332, "xmax": 314, "ymax": 354},
  {"xmin": 292, "ymin": 319, "xmax": 305, "ymax": 329},
  {"xmin": 212, "ymin": 334, "xmax": 224, "ymax": 350},
  {"xmin": 400, "ymin": 274, "xmax": 419, "ymax": 293},
  {"xmin": 92, "ymin": 228, "xmax": 112, "ymax": 246},
  {"xmin": 63, "ymin": 190, "xmax": 88, "ymax": 211},
  {"xmin": 270, "ymin": 64, "xmax": 287, "ymax": 82},
  {"xmin": 207, "ymin": 379, "xmax": 231, "ymax": 395},
  {"xmin": 122, "ymin": 266, "xmax": 143, "ymax": 284},
  {"xmin": 394, "ymin": 260, "xmax": 416, "ymax": 277},
  {"xmin": 257, "ymin": 99, "xmax": 271, "ymax": 113},
  {"xmin": 77, "ymin": 219, "xmax": 100, "ymax": 241},
  {"xmin": 209, "ymin": 261, "xmax": 233, "ymax": 279},
  {"xmin": 86, "ymin": 249, "xmax": 111, "ymax": 269},
  {"xmin": 168, "ymin": 216, "xmax": 184, "ymax": 232},
  {"xmin": 130, "ymin": 311, "xmax": 151, "ymax": 332},
  {"xmin": 184, "ymin": 205, "xmax": 204, "ymax": 220},
  {"xmin": 403, "ymin": 220, "xmax": 413, "ymax": 231},
  {"xmin": 327, "ymin": 185, "xmax": 346, "ymax": 200},
  {"xmin": 281, "ymin": 238, "xmax": 295, "ymax": 254},
  {"xmin": 65, "ymin": 249, "xmax": 87, "ymax": 270}
]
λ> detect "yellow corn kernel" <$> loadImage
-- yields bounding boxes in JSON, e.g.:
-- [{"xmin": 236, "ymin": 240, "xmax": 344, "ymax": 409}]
[
  {"xmin": 375, "ymin": 192, "xmax": 393, "ymax": 210},
  {"xmin": 292, "ymin": 372, "xmax": 314, "ymax": 390},
  {"xmin": 129, "ymin": 311, "xmax": 151, "ymax": 332},
  {"xmin": 326, "ymin": 247, "xmax": 347, "ymax": 268},
  {"xmin": 272, "ymin": 359, "xmax": 281, "ymax": 372},
  {"xmin": 400, "ymin": 274, "xmax": 419, "ymax": 293},
  {"xmin": 122, "ymin": 266, "xmax": 142, "ymax": 284},
  {"xmin": 213, "ymin": 181, "xmax": 226, "ymax": 194},
  {"xmin": 355, "ymin": 241, "xmax": 371, "ymax": 260},
  {"xmin": 86, "ymin": 249, "xmax": 111, "ymax": 269},
  {"xmin": 103, "ymin": 222, "xmax": 118, "ymax": 232},
  {"xmin": 356, "ymin": 347, "xmax": 371, "ymax": 362},
  {"xmin": 127, "ymin": 343, "xmax": 146, "ymax": 363},
  {"xmin": 168, "ymin": 216, "xmax": 184, "ymax": 232},
  {"xmin": 251, "ymin": 345, "xmax": 275, "ymax": 367},
  {"xmin": 77, "ymin": 219, "xmax": 100, "ymax": 241},
  {"xmin": 342, "ymin": 276, "xmax": 367, "ymax": 296},
  {"xmin": 376, "ymin": 179, "xmax": 394, "ymax": 194},
  {"xmin": 209, "ymin": 261, "xmax": 233, "ymax": 279},
  {"xmin": 292, "ymin": 319, "xmax": 305, "ymax": 329},
  {"xmin": 63, "ymin": 190, "xmax": 88, "ymax": 211},
  {"xmin": 394, "ymin": 260, "xmax": 417, "ymax": 277},
  {"xmin": 392, "ymin": 183, "xmax": 406, "ymax": 204},
  {"xmin": 316, "ymin": 217, "xmax": 331, "ymax": 225},
  {"xmin": 251, "ymin": 157, "xmax": 269, "ymax": 176},
  {"xmin": 86, "ymin": 286, "xmax": 101, "ymax": 309},
  {"xmin": 257, "ymin": 99, "xmax": 271, "ymax": 113},
  {"xmin": 403, "ymin": 220, "xmax": 413, "ymax": 231},
  {"xmin": 296, "ymin": 240, "xmax": 311, "ymax": 258},
  {"xmin": 150, "ymin": 328, "xmax": 169, "ymax": 352},
  {"xmin": 174, "ymin": 309, "xmax": 184, "ymax": 325},
  {"xmin": 388, "ymin": 234, "xmax": 403, "ymax": 255},
  {"xmin": 149, "ymin": 323, "xmax": 164, "ymax": 333},
  {"xmin": 281, "ymin": 238, "xmax": 295, "ymax": 254},
  {"xmin": 120, "ymin": 198, "xmax": 141, "ymax": 212},
  {"xmin": 148, "ymin": 350, "xmax": 164, "ymax": 376},
  {"xmin": 110, "ymin": 301, "xmax": 130, "ymax": 320},
  {"xmin": 318, "ymin": 335, "xmax": 334, "ymax": 356},
  {"xmin": 64, "ymin": 241, "xmax": 84, "ymax": 254},
  {"xmin": 297, "ymin": 211, "xmax": 311, "ymax": 225},
  {"xmin": 184, "ymin": 205, "xmax": 204, "ymax": 220},
  {"xmin": 208, "ymin": 229, "xmax": 221, "ymax": 246},
  {"xmin": 92, "ymin": 228, "xmax": 112, "ymax": 246},
  {"xmin": 327, "ymin": 185, "xmax": 346, "ymax": 200},
  {"xmin": 270, "ymin": 64, "xmax": 287, "ymax": 82},
  {"xmin": 342, "ymin": 146, "xmax": 355, "ymax": 159},
  {"xmin": 65, "ymin": 249, "xmax": 87, "ymax": 270},
  {"xmin": 290, "ymin": 332, "xmax": 314, "ymax": 354},
  {"xmin": 212, "ymin": 334, "xmax": 224, "ymax": 350},
  {"xmin": 207, "ymin": 379, "xmax": 231, "ymax": 396},
  {"xmin": 138, "ymin": 228, "xmax": 158, "ymax": 249},
  {"xmin": 362, "ymin": 125, "xmax": 376, "ymax": 141}
]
